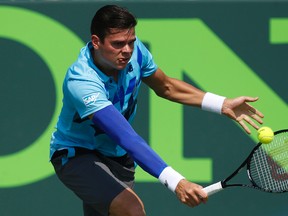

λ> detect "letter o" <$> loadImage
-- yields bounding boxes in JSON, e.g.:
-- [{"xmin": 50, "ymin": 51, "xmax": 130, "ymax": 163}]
[{"xmin": 0, "ymin": 6, "xmax": 84, "ymax": 187}]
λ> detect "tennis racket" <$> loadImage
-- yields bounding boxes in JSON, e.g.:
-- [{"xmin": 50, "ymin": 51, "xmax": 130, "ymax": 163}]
[{"xmin": 203, "ymin": 129, "xmax": 288, "ymax": 196}]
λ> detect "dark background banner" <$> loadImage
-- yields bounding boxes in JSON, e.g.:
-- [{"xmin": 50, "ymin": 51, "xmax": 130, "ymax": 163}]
[{"xmin": 0, "ymin": 1, "xmax": 287, "ymax": 215}]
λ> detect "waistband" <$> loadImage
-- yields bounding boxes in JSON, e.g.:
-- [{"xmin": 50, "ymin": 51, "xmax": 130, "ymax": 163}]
[{"xmin": 51, "ymin": 147, "xmax": 131, "ymax": 165}]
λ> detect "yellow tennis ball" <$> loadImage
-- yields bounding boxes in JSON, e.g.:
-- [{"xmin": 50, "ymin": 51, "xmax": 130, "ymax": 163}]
[{"xmin": 257, "ymin": 127, "xmax": 274, "ymax": 144}]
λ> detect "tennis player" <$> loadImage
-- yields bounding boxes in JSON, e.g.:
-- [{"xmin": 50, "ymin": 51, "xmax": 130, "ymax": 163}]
[{"xmin": 50, "ymin": 5, "xmax": 264, "ymax": 216}]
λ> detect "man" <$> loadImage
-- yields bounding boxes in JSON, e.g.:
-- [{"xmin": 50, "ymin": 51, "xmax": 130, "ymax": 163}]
[{"xmin": 50, "ymin": 5, "xmax": 264, "ymax": 216}]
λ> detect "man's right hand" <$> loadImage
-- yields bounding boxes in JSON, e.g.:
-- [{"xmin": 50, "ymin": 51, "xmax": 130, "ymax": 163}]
[{"xmin": 175, "ymin": 179, "xmax": 208, "ymax": 207}]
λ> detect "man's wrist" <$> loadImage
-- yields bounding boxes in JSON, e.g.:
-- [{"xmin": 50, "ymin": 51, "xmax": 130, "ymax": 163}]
[
  {"xmin": 158, "ymin": 166, "xmax": 185, "ymax": 193},
  {"xmin": 201, "ymin": 92, "xmax": 226, "ymax": 114}
]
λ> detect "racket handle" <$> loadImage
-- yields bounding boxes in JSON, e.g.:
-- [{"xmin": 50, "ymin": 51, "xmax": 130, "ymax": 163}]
[{"xmin": 202, "ymin": 181, "xmax": 223, "ymax": 196}]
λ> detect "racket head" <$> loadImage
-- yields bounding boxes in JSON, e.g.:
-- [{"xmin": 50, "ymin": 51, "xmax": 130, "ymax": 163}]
[{"xmin": 247, "ymin": 129, "xmax": 288, "ymax": 193}]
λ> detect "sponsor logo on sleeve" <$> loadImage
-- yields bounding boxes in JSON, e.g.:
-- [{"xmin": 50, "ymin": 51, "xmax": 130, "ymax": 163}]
[{"xmin": 82, "ymin": 93, "xmax": 100, "ymax": 106}]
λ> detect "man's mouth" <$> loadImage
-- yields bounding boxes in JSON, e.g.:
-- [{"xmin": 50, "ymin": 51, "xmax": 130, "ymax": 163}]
[{"xmin": 118, "ymin": 58, "xmax": 130, "ymax": 64}]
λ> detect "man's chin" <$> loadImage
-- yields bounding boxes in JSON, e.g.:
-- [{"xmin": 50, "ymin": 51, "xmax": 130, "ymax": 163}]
[{"xmin": 116, "ymin": 63, "xmax": 128, "ymax": 70}]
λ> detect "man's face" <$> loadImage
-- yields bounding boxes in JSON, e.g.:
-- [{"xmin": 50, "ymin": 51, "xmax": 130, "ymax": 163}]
[{"xmin": 92, "ymin": 27, "xmax": 136, "ymax": 72}]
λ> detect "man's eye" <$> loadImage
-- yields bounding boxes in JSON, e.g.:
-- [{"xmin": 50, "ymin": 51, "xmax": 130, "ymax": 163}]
[{"xmin": 112, "ymin": 42, "xmax": 125, "ymax": 47}]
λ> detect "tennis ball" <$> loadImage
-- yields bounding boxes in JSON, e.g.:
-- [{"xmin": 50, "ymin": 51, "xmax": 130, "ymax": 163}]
[{"xmin": 257, "ymin": 127, "xmax": 274, "ymax": 144}]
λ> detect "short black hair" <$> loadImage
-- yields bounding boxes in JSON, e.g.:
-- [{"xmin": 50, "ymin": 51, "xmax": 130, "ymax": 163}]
[{"xmin": 90, "ymin": 5, "xmax": 137, "ymax": 42}]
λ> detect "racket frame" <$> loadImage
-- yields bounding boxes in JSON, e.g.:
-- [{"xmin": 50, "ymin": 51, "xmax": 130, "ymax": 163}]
[{"xmin": 203, "ymin": 129, "xmax": 288, "ymax": 196}]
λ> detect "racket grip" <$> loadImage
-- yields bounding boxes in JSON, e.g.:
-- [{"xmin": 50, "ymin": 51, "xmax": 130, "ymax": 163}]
[{"xmin": 202, "ymin": 181, "xmax": 223, "ymax": 196}]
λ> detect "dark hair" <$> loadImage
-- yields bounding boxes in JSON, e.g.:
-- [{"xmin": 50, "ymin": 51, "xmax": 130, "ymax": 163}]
[{"xmin": 90, "ymin": 5, "xmax": 137, "ymax": 42}]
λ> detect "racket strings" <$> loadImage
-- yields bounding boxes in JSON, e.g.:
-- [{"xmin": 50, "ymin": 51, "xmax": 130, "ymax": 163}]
[{"xmin": 249, "ymin": 132, "xmax": 288, "ymax": 192}]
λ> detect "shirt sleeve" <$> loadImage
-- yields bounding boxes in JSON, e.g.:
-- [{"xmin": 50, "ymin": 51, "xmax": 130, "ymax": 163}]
[
  {"xmin": 66, "ymin": 77, "xmax": 112, "ymax": 119},
  {"xmin": 136, "ymin": 38, "xmax": 158, "ymax": 78}
]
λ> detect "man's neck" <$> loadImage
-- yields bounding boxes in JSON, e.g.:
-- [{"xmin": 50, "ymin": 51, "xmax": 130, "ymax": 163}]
[{"xmin": 92, "ymin": 51, "xmax": 119, "ymax": 82}]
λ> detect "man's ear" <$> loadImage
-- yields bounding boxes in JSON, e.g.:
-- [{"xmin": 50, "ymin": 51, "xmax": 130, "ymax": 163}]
[{"xmin": 91, "ymin": 35, "xmax": 100, "ymax": 49}]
